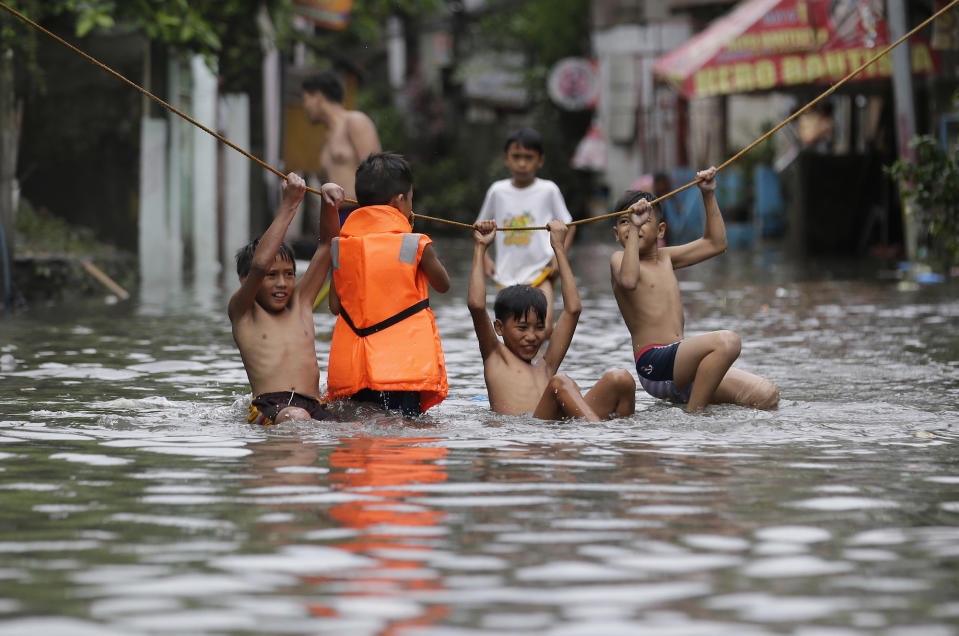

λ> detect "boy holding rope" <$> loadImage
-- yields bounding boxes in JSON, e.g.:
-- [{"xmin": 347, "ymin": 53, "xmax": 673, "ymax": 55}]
[
  {"xmin": 469, "ymin": 219, "xmax": 635, "ymax": 421},
  {"xmin": 325, "ymin": 152, "xmax": 451, "ymax": 417},
  {"xmin": 475, "ymin": 127, "xmax": 574, "ymax": 336},
  {"xmin": 610, "ymin": 166, "xmax": 780, "ymax": 413},
  {"xmin": 230, "ymin": 173, "xmax": 344, "ymax": 425}
]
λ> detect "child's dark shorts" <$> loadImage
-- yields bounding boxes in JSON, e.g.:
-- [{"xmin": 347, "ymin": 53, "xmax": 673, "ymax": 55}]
[
  {"xmin": 350, "ymin": 389, "xmax": 422, "ymax": 418},
  {"xmin": 635, "ymin": 342, "xmax": 693, "ymax": 404},
  {"xmin": 248, "ymin": 391, "xmax": 338, "ymax": 425}
]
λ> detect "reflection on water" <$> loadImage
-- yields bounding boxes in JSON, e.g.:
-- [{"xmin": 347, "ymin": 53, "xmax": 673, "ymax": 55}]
[{"xmin": 0, "ymin": 239, "xmax": 957, "ymax": 635}]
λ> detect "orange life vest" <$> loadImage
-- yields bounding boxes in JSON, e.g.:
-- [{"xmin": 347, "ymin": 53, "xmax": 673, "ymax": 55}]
[{"xmin": 325, "ymin": 205, "xmax": 448, "ymax": 412}]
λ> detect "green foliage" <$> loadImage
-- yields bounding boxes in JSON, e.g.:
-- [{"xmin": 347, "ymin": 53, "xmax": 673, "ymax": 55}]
[
  {"xmin": 280, "ymin": 0, "xmax": 592, "ymax": 226},
  {"xmin": 471, "ymin": 0, "xmax": 593, "ymax": 218},
  {"xmin": 886, "ymin": 135, "xmax": 959, "ymax": 263},
  {"xmin": 476, "ymin": 0, "xmax": 591, "ymax": 64},
  {"xmin": 1, "ymin": 1, "xmax": 57, "ymax": 74},
  {"xmin": 2, "ymin": 0, "xmax": 293, "ymax": 91},
  {"xmin": 2, "ymin": 0, "xmax": 217, "ymax": 49},
  {"xmin": 74, "ymin": 5, "xmax": 114, "ymax": 37},
  {"xmin": 196, "ymin": 1, "xmax": 295, "ymax": 93},
  {"xmin": 15, "ymin": 198, "xmax": 106, "ymax": 256},
  {"xmin": 341, "ymin": 0, "xmax": 441, "ymax": 42}
]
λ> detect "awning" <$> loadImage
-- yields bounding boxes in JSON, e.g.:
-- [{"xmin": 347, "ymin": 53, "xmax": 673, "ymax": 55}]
[
  {"xmin": 292, "ymin": 0, "xmax": 354, "ymax": 30},
  {"xmin": 653, "ymin": 0, "xmax": 941, "ymax": 99},
  {"xmin": 571, "ymin": 120, "xmax": 608, "ymax": 171}
]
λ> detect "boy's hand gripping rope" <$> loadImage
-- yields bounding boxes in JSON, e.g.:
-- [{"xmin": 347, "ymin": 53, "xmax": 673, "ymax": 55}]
[
  {"xmin": 0, "ymin": 1, "xmax": 347, "ymax": 201},
  {"xmin": 508, "ymin": 0, "xmax": 959, "ymax": 232},
  {"xmin": 3, "ymin": 0, "xmax": 956, "ymax": 232}
]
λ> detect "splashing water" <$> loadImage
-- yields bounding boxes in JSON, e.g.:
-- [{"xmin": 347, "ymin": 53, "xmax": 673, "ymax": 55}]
[{"xmin": 0, "ymin": 240, "xmax": 957, "ymax": 634}]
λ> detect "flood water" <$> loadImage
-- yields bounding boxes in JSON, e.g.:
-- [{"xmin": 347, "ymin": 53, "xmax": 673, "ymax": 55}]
[{"xmin": 1, "ymin": 236, "xmax": 957, "ymax": 635}]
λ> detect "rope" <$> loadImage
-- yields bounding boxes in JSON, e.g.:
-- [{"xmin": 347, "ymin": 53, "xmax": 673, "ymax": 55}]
[
  {"xmin": 0, "ymin": 1, "xmax": 361, "ymax": 203},
  {"xmin": 408, "ymin": 213, "xmax": 475, "ymax": 230},
  {"xmin": 4, "ymin": 0, "xmax": 956, "ymax": 232},
  {"xmin": 419, "ymin": 0, "xmax": 959, "ymax": 232}
]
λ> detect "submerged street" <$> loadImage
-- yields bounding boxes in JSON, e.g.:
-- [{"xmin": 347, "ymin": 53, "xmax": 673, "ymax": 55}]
[{"xmin": 1, "ymin": 237, "xmax": 957, "ymax": 634}]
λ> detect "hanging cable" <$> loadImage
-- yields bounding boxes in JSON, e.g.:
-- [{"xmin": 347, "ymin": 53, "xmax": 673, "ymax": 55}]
[{"xmin": 3, "ymin": 0, "xmax": 956, "ymax": 232}]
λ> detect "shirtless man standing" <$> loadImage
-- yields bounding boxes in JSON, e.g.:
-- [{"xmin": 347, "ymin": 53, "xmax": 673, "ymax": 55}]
[{"xmin": 301, "ymin": 71, "xmax": 381, "ymax": 220}]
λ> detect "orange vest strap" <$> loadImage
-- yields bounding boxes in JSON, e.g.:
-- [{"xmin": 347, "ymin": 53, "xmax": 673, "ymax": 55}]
[{"xmin": 340, "ymin": 298, "xmax": 430, "ymax": 338}]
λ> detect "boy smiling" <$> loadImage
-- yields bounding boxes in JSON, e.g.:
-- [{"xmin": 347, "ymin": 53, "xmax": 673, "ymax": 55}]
[
  {"xmin": 229, "ymin": 173, "xmax": 344, "ymax": 425},
  {"xmin": 469, "ymin": 219, "xmax": 634, "ymax": 421}
]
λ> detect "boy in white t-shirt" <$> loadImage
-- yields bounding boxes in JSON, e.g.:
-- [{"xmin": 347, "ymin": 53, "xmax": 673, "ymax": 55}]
[{"xmin": 475, "ymin": 127, "xmax": 575, "ymax": 334}]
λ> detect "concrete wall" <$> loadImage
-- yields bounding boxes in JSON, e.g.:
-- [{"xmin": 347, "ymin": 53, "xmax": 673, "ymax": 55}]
[{"xmin": 593, "ymin": 21, "xmax": 691, "ymax": 197}]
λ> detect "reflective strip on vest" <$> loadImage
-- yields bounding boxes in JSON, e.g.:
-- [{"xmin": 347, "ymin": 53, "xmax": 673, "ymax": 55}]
[
  {"xmin": 398, "ymin": 233, "xmax": 419, "ymax": 265},
  {"xmin": 326, "ymin": 224, "xmax": 447, "ymax": 411},
  {"xmin": 331, "ymin": 238, "xmax": 340, "ymax": 270}
]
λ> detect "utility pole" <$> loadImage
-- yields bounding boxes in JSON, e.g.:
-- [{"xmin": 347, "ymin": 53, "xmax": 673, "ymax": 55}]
[
  {"xmin": 0, "ymin": 44, "xmax": 19, "ymax": 308},
  {"xmin": 887, "ymin": 0, "xmax": 917, "ymax": 162},
  {"xmin": 886, "ymin": 0, "xmax": 920, "ymax": 259}
]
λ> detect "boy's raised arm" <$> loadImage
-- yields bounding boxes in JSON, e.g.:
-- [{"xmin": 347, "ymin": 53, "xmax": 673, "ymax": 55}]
[
  {"xmin": 420, "ymin": 245, "xmax": 451, "ymax": 293},
  {"xmin": 229, "ymin": 173, "xmax": 306, "ymax": 322},
  {"xmin": 542, "ymin": 220, "xmax": 581, "ymax": 375},
  {"xmin": 468, "ymin": 221, "xmax": 501, "ymax": 361},
  {"xmin": 666, "ymin": 166, "xmax": 728, "ymax": 269},
  {"xmin": 475, "ymin": 189, "xmax": 497, "ymax": 279},
  {"xmin": 296, "ymin": 182, "xmax": 343, "ymax": 306},
  {"xmin": 610, "ymin": 199, "xmax": 650, "ymax": 291}
]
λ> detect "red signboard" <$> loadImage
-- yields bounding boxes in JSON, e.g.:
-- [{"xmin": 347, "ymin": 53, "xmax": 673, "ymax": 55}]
[{"xmin": 654, "ymin": 0, "xmax": 941, "ymax": 98}]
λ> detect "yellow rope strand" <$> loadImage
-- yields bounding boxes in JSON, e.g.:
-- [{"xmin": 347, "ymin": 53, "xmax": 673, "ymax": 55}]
[
  {"xmin": 420, "ymin": 0, "xmax": 959, "ymax": 232},
  {"xmin": 408, "ymin": 213, "xmax": 475, "ymax": 230},
  {"xmin": 0, "ymin": 1, "xmax": 362, "ymax": 203},
  {"xmin": 5, "ymin": 0, "xmax": 955, "ymax": 231}
]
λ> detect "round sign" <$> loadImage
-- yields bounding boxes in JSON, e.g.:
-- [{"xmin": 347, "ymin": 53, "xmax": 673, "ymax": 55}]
[{"xmin": 547, "ymin": 58, "xmax": 599, "ymax": 111}]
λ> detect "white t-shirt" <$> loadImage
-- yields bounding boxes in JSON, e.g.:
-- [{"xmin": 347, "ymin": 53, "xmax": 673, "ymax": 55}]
[{"xmin": 475, "ymin": 178, "xmax": 572, "ymax": 287}]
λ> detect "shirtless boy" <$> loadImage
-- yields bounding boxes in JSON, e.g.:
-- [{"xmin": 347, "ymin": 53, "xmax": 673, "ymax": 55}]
[
  {"xmin": 610, "ymin": 166, "xmax": 780, "ymax": 413},
  {"xmin": 229, "ymin": 173, "xmax": 344, "ymax": 425},
  {"xmin": 469, "ymin": 219, "xmax": 635, "ymax": 421},
  {"xmin": 301, "ymin": 71, "xmax": 381, "ymax": 217}
]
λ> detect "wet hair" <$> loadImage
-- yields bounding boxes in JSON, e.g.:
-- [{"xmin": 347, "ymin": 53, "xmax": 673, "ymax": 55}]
[
  {"xmin": 302, "ymin": 70, "xmax": 344, "ymax": 103},
  {"xmin": 611, "ymin": 189, "xmax": 664, "ymax": 225},
  {"xmin": 235, "ymin": 239, "xmax": 296, "ymax": 278},
  {"xmin": 504, "ymin": 127, "xmax": 544, "ymax": 155},
  {"xmin": 494, "ymin": 285, "xmax": 547, "ymax": 324},
  {"xmin": 355, "ymin": 152, "xmax": 414, "ymax": 207}
]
